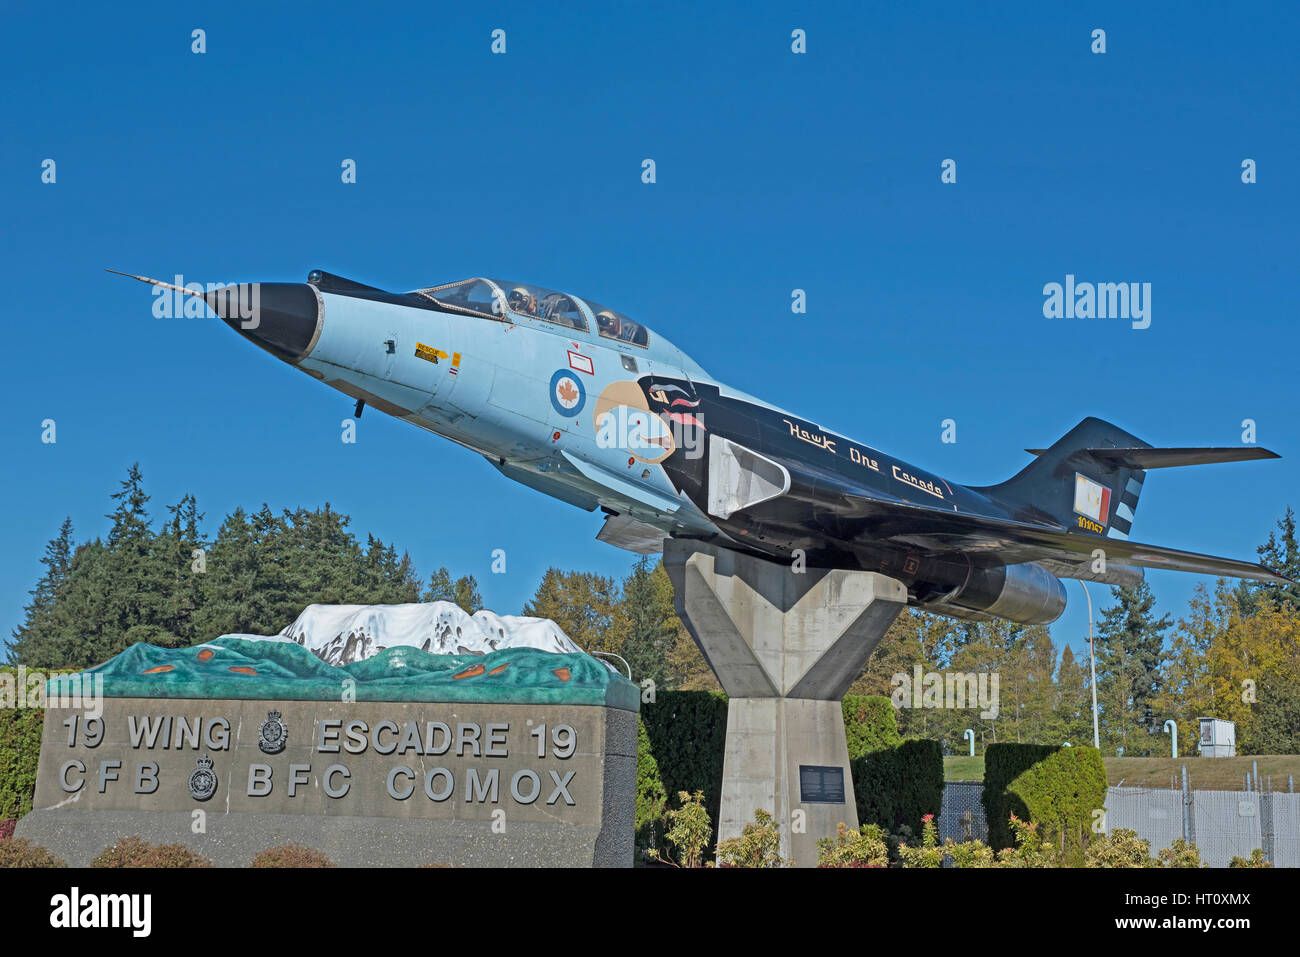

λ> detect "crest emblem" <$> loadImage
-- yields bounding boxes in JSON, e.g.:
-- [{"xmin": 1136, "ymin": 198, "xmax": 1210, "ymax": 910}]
[
  {"xmin": 258, "ymin": 710, "xmax": 288, "ymax": 754},
  {"xmin": 188, "ymin": 754, "xmax": 218, "ymax": 802}
]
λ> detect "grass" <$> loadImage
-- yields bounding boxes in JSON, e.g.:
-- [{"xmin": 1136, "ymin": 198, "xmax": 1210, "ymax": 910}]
[
  {"xmin": 943, "ymin": 754, "xmax": 1300, "ymax": 791},
  {"xmin": 943, "ymin": 755, "xmax": 985, "ymax": 782},
  {"xmin": 1102, "ymin": 756, "xmax": 1299, "ymax": 792}
]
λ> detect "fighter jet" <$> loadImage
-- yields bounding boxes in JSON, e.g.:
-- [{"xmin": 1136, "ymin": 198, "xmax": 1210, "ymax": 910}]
[{"xmin": 111, "ymin": 269, "xmax": 1289, "ymax": 625}]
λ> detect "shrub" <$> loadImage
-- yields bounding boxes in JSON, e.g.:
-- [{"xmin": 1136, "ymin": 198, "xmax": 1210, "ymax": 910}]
[
  {"xmin": 639, "ymin": 692, "xmax": 727, "ymax": 847},
  {"xmin": 0, "ymin": 705, "xmax": 45, "ymax": 820},
  {"xmin": 995, "ymin": 814, "xmax": 1056, "ymax": 868},
  {"xmin": 715, "ymin": 809, "xmax": 789, "ymax": 868},
  {"xmin": 1229, "ymin": 849, "xmax": 1272, "ymax": 868},
  {"xmin": 251, "ymin": 845, "xmax": 334, "ymax": 868},
  {"xmin": 648, "ymin": 790, "xmax": 712, "ymax": 868},
  {"xmin": 0, "ymin": 820, "xmax": 15, "ymax": 841},
  {"xmin": 0, "ymin": 837, "xmax": 65, "ymax": 868},
  {"xmin": 842, "ymin": 695, "xmax": 901, "ymax": 758},
  {"xmin": 633, "ymin": 720, "xmax": 669, "ymax": 858},
  {"xmin": 851, "ymin": 738, "xmax": 944, "ymax": 836},
  {"xmin": 1085, "ymin": 829, "xmax": 1156, "ymax": 868},
  {"xmin": 91, "ymin": 836, "xmax": 212, "ymax": 868},
  {"xmin": 817, "ymin": 822, "xmax": 890, "ymax": 868},
  {"xmin": 1157, "ymin": 838, "xmax": 1204, "ymax": 869},
  {"xmin": 1006, "ymin": 746, "xmax": 1107, "ymax": 864},
  {"xmin": 983, "ymin": 743, "xmax": 1059, "ymax": 850},
  {"xmin": 898, "ymin": 814, "xmax": 943, "ymax": 868},
  {"xmin": 945, "ymin": 837, "xmax": 998, "ymax": 868}
]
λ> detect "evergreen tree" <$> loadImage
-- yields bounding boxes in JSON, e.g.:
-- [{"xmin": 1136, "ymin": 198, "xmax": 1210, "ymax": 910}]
[
  {"xmin": 1235, "ymin": 507, "xmax": 1300, "ymax": 613},
  {"xmin": 1051, "ymin": 644, "xmax": 1094, "ymax": 746},
  {"xmin": 191, "ymin": 507, "xmax": 260, "ymax": 637},
  {"xmin": 91, "ymin": 464, "xmax": 177, "ymax": 656},
  {"xmin": 7, "ymin": 517, "xmax": 75, "ymax": 662},
  {"xmin": 12, "ymin": 472, "xmax": 478, "ymax": 665},
  {"xmin": 1095, "ymin": 581, "xmax": 1171, "ymax": 753},
  {"xmin": 421, "ymin": 566, "xmax": 481, "ymax": 612},
  {"xmin": 160, "ymin": 493, "xmax": 205, "ymax": 646},
  {"xmin": 617, "ymin": 558, "xmax": 678, "ymax": 688}
]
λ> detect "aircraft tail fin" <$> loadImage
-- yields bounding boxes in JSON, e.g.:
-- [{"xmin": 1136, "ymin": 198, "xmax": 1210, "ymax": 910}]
[{"xmin": 976, "ymin": 417, "xmax": 1279, "ymax": 541}]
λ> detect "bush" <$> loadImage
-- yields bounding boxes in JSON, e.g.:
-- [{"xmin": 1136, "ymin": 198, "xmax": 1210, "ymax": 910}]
[
  {"xmin": 639, "ymin": 692, "xmax": 727, "ymax": 847},
  {"xmin": 0, "ymin": 837, "xmax": 65, "ymax": 867},
  {"xmin": 945, "ymin": 837, "xmax": 998, "ymax": 868},
  {"xmin": 995, "ymin": 814, "xmax": 1056, "ymax": 868},
  {"xmin": 1085, "ymin": 829, "xmax": 1156, "ymax": 868},
  {"xmin": 91, "ymin": 836, "xmax": 212, "ymax": 868},
  {"xmin": 842, "ymin": 695, "xmax": 901, "ymax": 758},
  {"xmin": 898, "ymin": 814, "xmax": 944, "ymax": 868},
  {"xmin": 251, "ymin": 845, "xmax": 334, "ymax": 868},
  {"xmin": 715, "ymin": 809, "xmax": 789, "ymax": 868},
  {"xmin": 0, "ymin": 705, "xmax": 45, "ymax": 820},
  {"xmin": 817, "ymin": 822, "xmax": 890, "ymax": 868},
  {"xmin": 983, "ymin": 744, "xmax": 1059, "ymax": 850},
  {"xmin": 1229, "ymin": 849, "xmax": 1272, "ymax": 868},
  {"xmin": 1006, "ymin": 746, "xmax": 1107, "ymax": 864},
  {"xmin": 649, "ymin": 790, "xmax": 713, "ymax": 868},
  {"xmin": 633, "ymin": 720, "xmax": 669, "ymax": 858},
  {"xmin": 851, "ymin": 738, "xmax": 944, "ymax": 836},
  {"xmin": 1157, "ymin": 838, "xmax": 1204, "ymax": 869},
  {"xmin": 0, "ymin": 820, "xmax": 15, "ymax": 841}
]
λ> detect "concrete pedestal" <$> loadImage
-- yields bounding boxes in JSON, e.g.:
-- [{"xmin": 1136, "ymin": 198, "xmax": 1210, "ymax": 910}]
[{"xmin": 663, "ymin": 540, "xmax": 906, "ymax": 866}]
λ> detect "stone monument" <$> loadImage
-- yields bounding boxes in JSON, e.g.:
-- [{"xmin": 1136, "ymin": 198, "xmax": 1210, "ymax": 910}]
[{"xmin": 17, "ymin": 603, "xmax": 639, "ymax": 867}]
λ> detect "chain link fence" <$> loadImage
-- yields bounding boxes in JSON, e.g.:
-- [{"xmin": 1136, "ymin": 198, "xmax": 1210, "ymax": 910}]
[{"xmin": 936, "ymin": 779, "xmax": 1299, "ymax": 866}]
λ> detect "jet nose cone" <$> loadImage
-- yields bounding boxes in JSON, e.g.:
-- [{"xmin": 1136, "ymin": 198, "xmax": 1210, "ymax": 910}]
[{"xmin": 206, "ymin": 282, "xmax": 321, "ymax": 362}]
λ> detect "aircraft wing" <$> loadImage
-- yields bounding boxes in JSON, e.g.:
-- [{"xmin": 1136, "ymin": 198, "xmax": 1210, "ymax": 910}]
[{"xmin": 773, "ymin": 457, "xmax": 1292, "ymax": 584}]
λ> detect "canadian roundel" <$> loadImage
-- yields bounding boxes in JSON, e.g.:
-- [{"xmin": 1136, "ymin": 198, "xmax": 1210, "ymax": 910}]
[{"xmin": 549, "ymin": 369, "xmax": 586, "ymax": 418}]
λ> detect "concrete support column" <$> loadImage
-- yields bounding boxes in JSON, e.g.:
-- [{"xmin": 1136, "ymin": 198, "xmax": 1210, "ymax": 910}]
[{"xmin": 663, "ymin": 539, "xmax": 907, "ymax": 867}]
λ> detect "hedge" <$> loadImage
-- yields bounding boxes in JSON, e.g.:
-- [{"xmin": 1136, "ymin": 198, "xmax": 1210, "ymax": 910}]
[
  {"xmin": 0, "ymin": 706, "xmax": 45, "ymax": 820},
  {"xmin": 983, "ymin": 743, "xmax": 1060, "ymax": 850},
  {"xmin": 1, "ymin": 666, "xmax": 79, "ymax": 820},
  {"xmin": 636, "ymin": 692, "xmax": 943, "ymax": 853},
  {"xmin": 842, "ymin": 694, "xmax": 941, "ymax": 835},
  {"xmin": 842, "ymin": 694, "xmax": 902, "ymax": 757},
  {"xmin": 1006, "ymin": 746, "xmax": 1107, "ymax": 864},
  {"xmin": 851, "ymin": 738, "xmax": 944, "ymax": 837}
]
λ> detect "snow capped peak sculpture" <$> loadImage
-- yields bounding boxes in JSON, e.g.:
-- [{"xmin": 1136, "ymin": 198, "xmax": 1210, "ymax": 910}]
[{"xmin": 259, "ymin": 602, "xmax": 583, "ymax": 667}]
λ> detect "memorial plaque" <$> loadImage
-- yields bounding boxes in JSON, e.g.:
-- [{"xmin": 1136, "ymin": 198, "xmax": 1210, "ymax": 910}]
[{"xmin": 798, "ymin": 764, "xmax": 846, "ymax": 804}]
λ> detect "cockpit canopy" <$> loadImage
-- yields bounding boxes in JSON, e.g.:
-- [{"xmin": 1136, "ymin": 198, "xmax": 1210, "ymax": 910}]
[{"xmin": 413, "ymin": 278, "xmax": 650, "ymax": 348}]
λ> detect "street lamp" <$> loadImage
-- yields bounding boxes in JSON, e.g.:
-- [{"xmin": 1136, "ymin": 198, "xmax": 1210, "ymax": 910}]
[{"xmin": 1080, "ymin": 581, "xmax": 1100, "ymax": 750}]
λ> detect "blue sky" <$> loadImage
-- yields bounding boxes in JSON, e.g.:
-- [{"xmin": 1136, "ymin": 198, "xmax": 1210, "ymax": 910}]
[{"xmin": 3, "ymin": 1, "xmax": 1297, "ymax": 662}]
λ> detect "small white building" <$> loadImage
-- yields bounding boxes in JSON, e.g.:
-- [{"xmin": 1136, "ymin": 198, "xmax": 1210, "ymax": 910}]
[{"xmin": 1197, "ymin": 717, "xmax": 1236, "ymax": 757}]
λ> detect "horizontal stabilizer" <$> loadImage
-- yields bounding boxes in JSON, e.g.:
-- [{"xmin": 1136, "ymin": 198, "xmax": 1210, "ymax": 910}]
[{"xmin": 1024, "ymin": 446, "xmax": 1279, "ymax": 469}]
